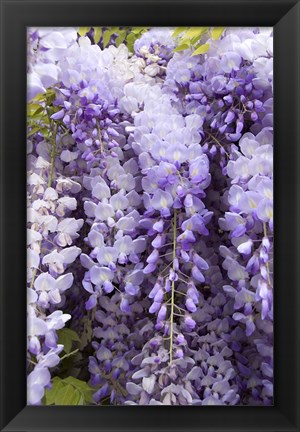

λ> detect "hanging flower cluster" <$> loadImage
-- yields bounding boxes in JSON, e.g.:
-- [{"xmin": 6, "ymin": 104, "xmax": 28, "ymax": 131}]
[{"xmin": 27, "ymin": 26, "xmax": 273, "ymax": 406}]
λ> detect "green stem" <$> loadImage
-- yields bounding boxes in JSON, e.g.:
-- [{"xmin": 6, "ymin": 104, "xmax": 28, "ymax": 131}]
[
  {"xmin": 103, "ymin": 373, "xmax": 127, "ymax": 397},
  {"xmin": 169, "ymin": 209, "xmax": 177, "ymax": 367},
  {"xmin": 48, "ymin": 123, "xmax": 58, "ymax": 187},
  {"xmin": 30, "ymin": 267, "xmax": 38, "ymax": 289},
  {"xmin": 178, "ymin": 268, "xmax": 189, "ymax": 278},
  {"xmin": 60, "ymin": 348, "xmax": 79, "ymax": 362},
  {"xmin": 160, "ymin": 260, "xmax": 173, "ymax": 276},
  {"xmin": 207, "ymin": 132, "xmax": 229, "ymax": 157},
  {"xmin": 174, "ymin": 304, "xmax": 186, "ymax": 313},
  {"xmin": 96, "ymin": 119, "xmax": 104, "ymax": 153},
  {"xmin": 174, "ymin": 290, "xmax": 187, "ymax": 296}
]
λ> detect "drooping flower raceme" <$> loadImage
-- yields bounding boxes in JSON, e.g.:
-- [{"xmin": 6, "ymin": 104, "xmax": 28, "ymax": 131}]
[{"xmin": 27, "ymin": 26, "xmax": 273, "ymax": 406}]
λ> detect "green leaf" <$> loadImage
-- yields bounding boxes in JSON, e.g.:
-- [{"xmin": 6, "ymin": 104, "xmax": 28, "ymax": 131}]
[
  {"xmin": 126, "ymin": 32, "xmax": 135, "ymax": 43},
  {"xmin": 190, "ymin": 35, "xmax": 201, "ymax": 46},
  {"xmin": 184, "ymin": 27, "xmax": 208, "ymax": 40},
  {"xmin": 115, "ymin": 30, "xmax": 126, "ymax": 47},
  {"xmin": 125, "ymin": 32, "xmax": 135, "ymax": 52},
  {"xmin": 61, "ymin": 377, "xmax": 93, "ymax": 404},
  {"xmin": 57, "ymin": 328, "xmax": 80, "ymax": 354},
  {"xmin": 78, "ymin": 394, "xmax": 85, "ymax": 405},
  {"xmin": 27, "ymin": 126, "xmax": 40, "ymax": 137},
  {"xmin": 27, "ymin": 104, "xmax": 44, "ymax": 117},
  {"xmin": 172, "ymin": 27, "xmax": 187, "ymax": 38},
  {"xmin": 173, "ymin": 43, "xmax": 190, "ymax": 52},
  {"xmin": 79, "ymin": 316, "xmax": 93, "ymax": 350},
  {"xmin": 28, "ymin": 103, "xmax": 42, "ymax": 111},
  {"xmin": 125, "ymin": 28, "xmax": 148, "ymax": 52},
  {"xmin": 34, "ymin": 106, "xmax": 45, "ymax": 116},
  {"xmin": 192, "ymin": 43, "xmax": 210, "ymax": 56},
  {"xmin": 78, "ymin": 27, "xmax": 90, "ymax": 37},
  {"xmin": 212, "ymin": 27, "xmax": 225, "ymax": 40},
  {"xmin": 40, "ymin": 126, "xmax": 50, "ymax": 137},
  {"xmin": 65, "ymin": 328, "xmax": 80, "ymax": 342},
  {"xmin": 103, "ymin": 30, "xmax": 114, "ymax": 48},
  {"xmin": 63, "ymin": 376, "xmax": 92, "ymax": 392},
  {"xmin": 44, "ymin": 377, "xmax": 91, "ymax": 406},
  {"xmin": 177, "ymin": 37, "xmax": 191, "ymax": 48},
  {"xmin": 44, "ymin": 378, "xmax": 64, "ymax": 405},
  {"xmin": 67, "ymin": 377, "xmax": 91, "ymax": 388},
  {"xmin": 131, "ymin": 27, "xmax": 146, "ymax": 34},
  {"xmin": 32, "ymin": 93, "xmax": 46, "ymax": 102},
  {"xmin": 93, "ymin": 27, "xmax": 102, "ymax": 44},
  {"xmin": 46, "ymin": 88, "xmax": 56, "ymax": 98},
  {"xmin": 59, "ymin": 334, "xmax": 71, "ymax": 354},
  {"xmin": 55, "ymin": 384, "xmax": 81, "ymax": 405}
]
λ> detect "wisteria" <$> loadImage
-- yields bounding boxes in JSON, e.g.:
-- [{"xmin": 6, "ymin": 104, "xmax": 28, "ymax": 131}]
[{"xmin": 27, "ymin": 26, "xmax": 273, "ymax": 406}]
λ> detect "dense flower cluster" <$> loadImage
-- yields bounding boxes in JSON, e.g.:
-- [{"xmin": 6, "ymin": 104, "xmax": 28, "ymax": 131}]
[
  {"xmin": 27, "ymin": 147, "xmax": 83, "ymax": 404},
  {"xmin": 27, "ymin": 26, "xmax": 273, "ymax": 406}
]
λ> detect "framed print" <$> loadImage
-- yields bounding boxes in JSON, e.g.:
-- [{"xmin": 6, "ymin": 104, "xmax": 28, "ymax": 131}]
[{"xmin": 0, "ymin": 0, "xmax": 299, "ymax": 431}]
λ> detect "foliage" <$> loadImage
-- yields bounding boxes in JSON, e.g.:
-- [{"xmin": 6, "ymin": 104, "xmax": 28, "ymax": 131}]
[
  {"xmin": 57, "ymin": 327, "xmax": 80, "ymax": 354},
  {"xmin": 44, "ymin": 376, "xmax": 94, "ymax": 405},
  {"xmin": 78, "ymin": 27, "xmax": 148, "ymax": 51},
  {"xmin": 172, "ymin": 26, "xmax": 225, "ymax": 55}
]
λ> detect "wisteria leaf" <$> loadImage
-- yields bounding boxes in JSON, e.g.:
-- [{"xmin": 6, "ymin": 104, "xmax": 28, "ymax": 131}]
[
  {"xmin": 93, "ymin": 27, "xmax": 102, "ymax": 44},
  {"xmin": 173, "ymin": 43, "xmax": 190, "ymax": 52},
  {"xmin": 125, "ymin": 32, "xmax": 136, "ymax": 52},
  {"xmin": 44, "ymin": 376, "xmax": 92, "ymax": 406},
  {"xmin": 172, "ymin": 27, "xmax": 187, "ymax": 38},
  {"xmin": 57, "ymin": 328, "xmax": 80, "ymax": 354},
  {"xmin": 78, "ymin": 394, "xmax": 85, "ymax": 405},
  {"xmin": 27, "ymin": 104, "xmax": 44, "ymax": 117},
  {"xmin": 103, "ymin": 30, "xmax": 114, "ymax": 48},
  {"xmin": 32, "ymin": 93, "xmax": 46, "ymax": 102},
  {"xmin": 55, "ymin": 385, "xmax": 81, "ymax": 405},
  {"xmin": 131, "ymin": 27, "xmax": 146, "ymax": 34},
  {"xmin": 115, "ymin": 30, "xmax": 127, "ymax": 47},
  {"xmin": 27, "ymin": 126, "xmax": 40, "ymax": 138},
  {"xmin": 78, "ymin": 27, "xmax": 91, "ymax": 37},
  {"xmin": 212, "ymin": 27, "xmax": 225, "ymax": 40},
  {"xmin": 44, "ymin": 377, "xmax": 64, "ymax": 405},
  {"xmin": 192, "ymin": 43, "xmax": 210, "ymax": 56},
  {"xmin": 64, "ymin": 379, "xmax": 93, "ymax": 404},
  {"xmin": 45, "ymin": 88, "xmax": 56, "ymax": 104},
  {"xmin": 58, "ymin": 331, "xmax": 72, "ymax": 354},
  {"xmin": 183, "ymin": 27, "xmax": 208, "ymax": 40},
  {"xmin": 79, "ymin": 316, "xmax": 93, "ymax": 350}
]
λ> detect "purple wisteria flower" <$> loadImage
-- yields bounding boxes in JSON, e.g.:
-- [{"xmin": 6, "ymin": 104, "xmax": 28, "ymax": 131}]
[{"xmin": 27, "ymin": 26, "xmax": 273, "ymax": 407}]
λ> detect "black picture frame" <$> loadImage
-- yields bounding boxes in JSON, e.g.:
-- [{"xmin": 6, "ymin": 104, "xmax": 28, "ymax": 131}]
[{"xmin": 0, "ymin": 0, "xmax": 299, "ymax": 431}]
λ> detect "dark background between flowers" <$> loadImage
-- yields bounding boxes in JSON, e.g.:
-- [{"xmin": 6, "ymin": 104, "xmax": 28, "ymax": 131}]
[{"xmin": 0, "ymin": 0, "xmax": 299, "ymax": 431}]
